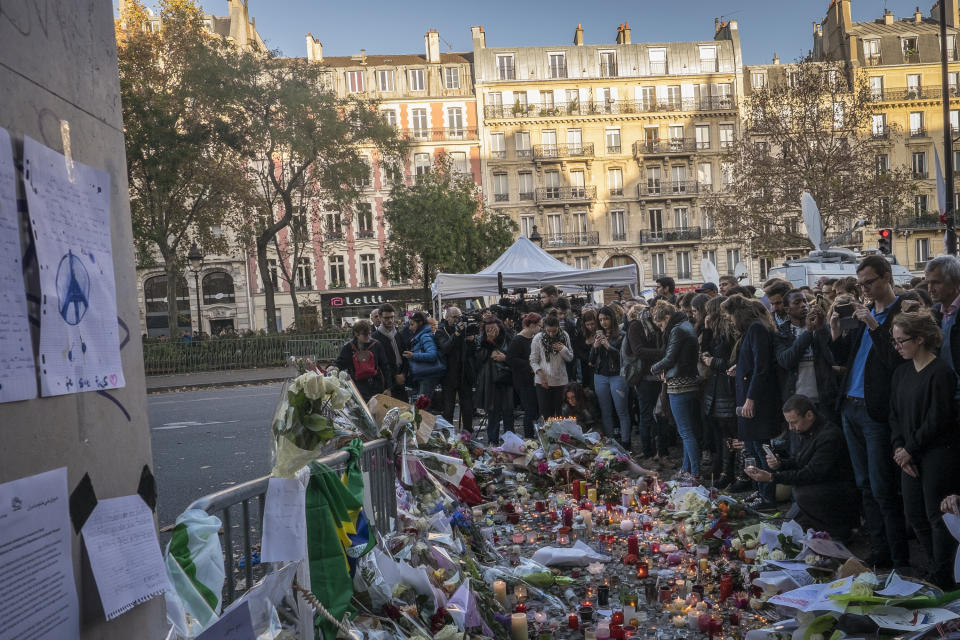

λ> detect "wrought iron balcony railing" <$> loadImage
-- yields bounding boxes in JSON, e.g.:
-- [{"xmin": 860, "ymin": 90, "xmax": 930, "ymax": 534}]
[
  {"xmin": 405, "ymin": 127, "xmax": 478, "ymax": 141},
  {"xmin": 533, "ymin": 142, "xmax": 595, "ymax": 160},
  {"xmin": 541, "ymin": 231, "xmax": 600, "ymax": 247},
  {"xmin": 638, "ymin": 180, "xmax": 700, "ymax": 197},
  {"xmin": 633, "ymin": 138, "xmax": 698, "ymax": 155},
  {"xmin": 639, "ymin": 226, "xmax": 703, "ymax": 243},
  {"xmin": 535, "ymin": 185, "xmax": 597, "ymax": 203},
  {"xmin": 483, "ymin": 96, "xmax": 735, "ymax": 120}
]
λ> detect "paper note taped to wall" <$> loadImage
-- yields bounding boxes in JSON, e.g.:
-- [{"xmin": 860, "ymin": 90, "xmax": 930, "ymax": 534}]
[{"xmin": 23, "ymin": 136, "xmax": 124, "ymax": 396}]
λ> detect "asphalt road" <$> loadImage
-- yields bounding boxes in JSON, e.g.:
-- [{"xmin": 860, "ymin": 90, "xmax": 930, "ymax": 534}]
[{"xmin": 148, "ymin": 383, "xmax": 282, "ymax": 530}]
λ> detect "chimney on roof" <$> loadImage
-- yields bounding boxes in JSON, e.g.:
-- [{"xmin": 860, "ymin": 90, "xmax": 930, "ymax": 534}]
[
  {"xmin": 306, "ymin": 33, "xmax": 323, "ymax": 62},
  {"xmin": 574, "ymin": 23, "xmax": 584, "ymax": 45},
  {"xmin": 915, "ymin": 6, "xmax": 923, "ymax": 22},
  {"xmin": 616, "ymin": 24, "xmax": 623, "ymax": 44},
  {"xmin": 471, "ymin": 25, "xmax": 485, "ymax": 50},
  {"xmin": 883, "ymin": 9, "xmax": 895, "ymax": 24},
  {"xmin": 773, "ymin": 52, "xmax": 780, "ymax": 64},
  {"xmin": 350, "ymin": 49, "xmax": 367, "ymax": 64},
  {"xmin": 425, "ymin": 29, "xmax": 440, "ymax": 62},
  {"xmin": 623, "ymin": 21, "xmax": 631, "ymax": 44}
]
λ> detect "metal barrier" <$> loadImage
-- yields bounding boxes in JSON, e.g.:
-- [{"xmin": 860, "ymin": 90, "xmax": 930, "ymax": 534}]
[
  {"xmin": 184, "ymin": 438, "xmax": 397, "ymax": 606},
  {"xmin": 284, "ymin": 338, "xmax": 344, "ymax": 363}
]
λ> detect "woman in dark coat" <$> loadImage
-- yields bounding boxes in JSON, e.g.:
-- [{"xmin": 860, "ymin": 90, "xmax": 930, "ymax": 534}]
[
  {"xmin": 571, "ymin": 308, "xmax": 599, "ymax": 391},
  {"xmin": 701, "ymin": 296, "xmax": 739, "ymax": 487},
  {"xmin": 722, "ymin": 296, "xmax": 781, "ymax": 508},
  {"xmin": 334, "ymin": 319, "xmax": 390, "ymax": 401},
  {"xmin": 474, "ymin": 318, "xmax": 514, "ymax": 445}
]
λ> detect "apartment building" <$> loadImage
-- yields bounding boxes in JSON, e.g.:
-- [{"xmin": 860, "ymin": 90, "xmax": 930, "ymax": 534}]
[
  {"xmin": 473, "ymin": 21, "xmax": 745, "ymax": 290},
  {"xmin": 814, "ymin": 0, "xmax": 960, "ymax": 272}
]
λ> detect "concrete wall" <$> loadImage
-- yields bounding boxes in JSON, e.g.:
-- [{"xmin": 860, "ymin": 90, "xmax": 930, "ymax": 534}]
[{"xmin": 0, "ymin": 1, "xmax": 166, "ymax": 637}]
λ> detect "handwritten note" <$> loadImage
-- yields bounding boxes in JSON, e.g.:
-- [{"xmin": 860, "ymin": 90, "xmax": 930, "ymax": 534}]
[
  {"xmin": 81, "ymin": 495, "xmax": 169, "ymax": 620},
  {"xmin": 0, "ymin": 467, "xmax": 78, "ymax": 640},
  {"xmin": 23, "ymin": 136, "xmax": 124, "ymax": 397},
  {"xmin": 197, "ymin": 601, "xmax": 256, "ymax": 640},
  {"xmin": 0, "ymin": 127, "xmax": 37, "ymax": 404},
  {"xmin": 260, "ymin": 476, "xmax": 307, "ymax": 562}
]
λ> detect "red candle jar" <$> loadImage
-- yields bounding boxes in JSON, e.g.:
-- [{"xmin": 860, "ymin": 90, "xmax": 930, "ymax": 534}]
[
  {"xmin": 562, "ymin": 507, "xmax": 573, "ymax": 527},
  {"xmin": 549, "ymin": 511, "xmax": 558, "ymax": 523},
  {"xmin": 650, "ymin": 542, "xmax": 660, "ymax": 554},
  {"xmin": 611, "ymin": 623, "xmax": 624, "ymax": 639},
  {"xmin": 658, "ymin": 586, "xmax": 672, "ymax": 604},
  {"xmin": 709, "ymin": 617, "xmax": 723, "ymax": 639},
  {"xmin": 698, "ymin": 614, "xmax": 712, "ymax": 633},
  {"xmin": 572, "ymin": 482, "xmax": 581, "ymax": 501},
  {"xmin": 729, "ymin": 613, "xmax": 740, "ymax": 626},
  {"xmin": 719, "ymin": 572, "xmax": 734, "ymax": 601},
  {"xmin": 612, "ymin": 611, "xmax": 624, "ymax": 625},
  {"xmin": 514, "ymin": 602, "xmax": 527, "ymax": 613},
  {"xmin": 636, "ymin": 562, "xmax": 649, "ymax": 579},
  {"xmin": 535, "ymin": 500, "xmax": 546, "ymax": 512},
  {"xmin": 568, "ymin": 613, "xmax": 579, "ymax": 630},
  {"xmin": 640, "ymin": 492, "xmax": 651, "ymax": 506},
  {"xmin": 627, "ymin": 535, "xmax": 640, "ymax": 556},
  {"xmin": 507, "ymin": 513, "xmax": 520, "ymax": 524}
]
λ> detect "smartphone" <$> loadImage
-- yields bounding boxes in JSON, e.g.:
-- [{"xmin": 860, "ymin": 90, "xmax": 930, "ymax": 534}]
[
  {"xmin": 762, "ymin": 444, "xmax": 775, "ymax": 458},
  {"xmin": 835, "ymin": 303, "xmax": 854, "ymax": 318}
]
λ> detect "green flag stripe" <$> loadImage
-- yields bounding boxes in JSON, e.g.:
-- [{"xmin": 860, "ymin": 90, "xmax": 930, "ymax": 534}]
[{"xmin": 168, "ymin": 522, "xmax": 219, "ymax": 610}]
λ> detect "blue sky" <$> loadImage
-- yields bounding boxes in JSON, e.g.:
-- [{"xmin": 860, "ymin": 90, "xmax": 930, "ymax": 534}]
[{"xmin": 198, "ymin": 1, "xmax": 933, "ymax": 64}]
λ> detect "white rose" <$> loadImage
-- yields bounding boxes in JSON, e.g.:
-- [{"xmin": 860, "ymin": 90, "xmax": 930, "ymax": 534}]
[
  {"xmin": 331, "ymin": 387, "xmax": 351, "ymax": 409},
  {"xmin": 731, "ymin": 538, "xmax": 743, "ymax": 551},
  {"xmin": 770, "ymin": 549, "xmax": 787, "ymax": 561},
  {"xmin": 301, "ymin": 373, "xmax": 325, "ymax": 400},
  {"xmin": 321, "ymin": 375, "xmax": 340, "ymax": 395}
]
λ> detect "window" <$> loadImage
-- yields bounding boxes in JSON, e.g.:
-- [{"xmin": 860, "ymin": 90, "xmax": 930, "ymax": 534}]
[
  {"xmin": 952, "ymin": 110, "xmax": 959, "ymax": 134},
  {"xmin": 648, "ymin": 208, "xmax": 664, "ymax": 238},
  {"xmin": 717, "ymin": 83, "xmax": 733, "ymax": 107},
  {"xmin": 719, "ymin": 124, "xmax": 735, "ymax": 148},
  {"xmin": 611, "ymin": 210, "xmax": 626, "ymax": 241},
  {"xmin": 725, "ymin": 249, "xmax": 742, "ymax": 275},
  {"xmin": 669, "ymin": 124, "xmax": 684, "ymax": 147},
  {"xmin": 346, "ymin": 70, "xmax": 364, "ymax": 93},
  {"xmin": 542, "ymin": 90, "xmax": 555, "ymax": 111},
  {"xmin": 695, "ymin": 125, "xmax": 710, "ymax": 150},
  {"xmin": 907, "ymin": 74, "xmax": 921, "ymax": 97},
  {"xmin": 864, "ymin": 38, "xmax": 881, "ymax": 64},
  {"xmin": 869, "ymin": 76, "xmax": 883, "ymax": 100},
  {"xmin": 647, "ymin": 166, "xmax": 662, "ymax": 195},
  {"xmin": 951, "ymin": 72, "xmax": 960, "ymax": 96},
  {"xmin": 515, "ymin": 91, "xmax": 528, "ymax": 111},
  {"xmin": 325, "ymin": 211, "xmax": 343, "ymax": 238},
  {"xmin": 875, "ymin": 154, "xmax": 889, "ymax": 175},
  {"xmin": 606, "ymin": 128, "xmax": 621, "ymax": 154},
  {"xmin": 408, "ymin": 68, "xmax": 425, "ymax": 91},
  {"xmin": 674, "ymin": 206, "xmax": 689, "ymax": 229},
  {"xmin": 520, "ymin": 216, "xmax": 535, "ymax": 237},
  {"xmin": 666, "ymin": 86, "xmax": 681, "ymax": 109},
  {"xmin": 444, "ymin": 67, "xmax": 460, "ymax": 89},
  {"xmin": 547, "ymin": 213, "xmax": 563, "ymax": 240},
  {"xmin": 493, "ymin": 173, "xmax": 509, "ymax": 202},
  {"xmin": 697, "ymin": 162, "xmax": 713, "ymax": 189},
  {"xmin": 955, "ymin": 149, "xmax": 960, "ymax": 174},
  {"xmin": 446, "ymin": 107, "xmax": 464, "ymax": 137},
  {"xmin": 702, "ymin": 208, "xmax": 715, "ymax": 231},
  {"xmin": 566, "ymin": 128, "xmax": 582, "ymax": 154},
  {"xmin": 703, "ymin": 249, "xmax": 717, "ymax": 265},
  {"xmin": 488, "ymin": 91, "xmax": 503, "ymax": 111},
  {"xmin": 902, "ymin": 37, "xmax": 918, "ymax": 60},
  {"xmin": 699, "ymin": 46, "xmax": 717, "ymax": 72},
  {"xmin": 376, "ymin": 69, "xmax": 394, "ymax": 91},
  {"xmin": 572, "ymin": 211, "xmax": 587, "ymax": 235},
  {"xmin": 490, "ymin": 132, "xmax": 505, "ymax": 159},
  {"xmin": 652, "ymin": 253, "xmax": 666, "ymax": 279},
  {"xmin": 575, "ymin": 256, "xmax": 590, "ymax": 269},
  {"xmin": 721, "ymin": 162, "xmax": 734, "ymax": 187},
  {"xmin": 267, "ymin": 259, "xmax": 279, "ymax": 290},
  {"xmin": 912, "ymin": 151, "xmax": 927, "ymax": 177},
  {"xmin": 354, "ymin": 203, "xmax": 373, "ymax": 235},
  {"xmin": 515, "ymin": 131, "xmax": 531, "ymax": 158},
  {"xmin": 608, "ymin": 168, "xmax": 623, "ymax": 196},
  {"xmin": 382, "ymin": 109, "xmax": 398, "ymax": 128},
  {"xmin": 671, "ymin": 165, "xmax": 687, "ymax": 192},
  {"xmin": 676, "ymin": 251, "xmax": 691, "ymax": 280},
  {"xmin": 359, "ymin": 254, "xmax": 377, "ymax": 287},
  {"xmin": 518, "ymin": 172, "xmax": 534, "ymax": 200},
  {"xmin": 872, "ymin": 113, "xmax": 887, "ymax": 137},
  {"xmin": 598, "ymin": 87, "xmax": 612, "ymax": 113},
  {"xmin": 548, "ymin": 52, "xmax": 567, "ymax": 78},
  {"xmin": 759, "ymin": 257, "xmax": 772, "ymax": 281},
  {"xmin": 915, "ymin": 194, "xmax": 929, "ymax": 215},
  {"xmin": 450, "ymin": 151, "xmax": 468, "ymax": 174},
  {"xmin": 599, "ymin": 51, "xmax": 617, "ymax": 77},
  {"xmin": 751, "ymin": 72, "xmax": 766, "ymax": 88},
  {"xmin": 328, "ymin": 256, "xmax": 345, "ymax": 287},
  {"xmin": 414, "ymin": 152, "xmax": 431, "ymax": 176},
  {"xmin": 910, "ymin": 111, "xmax": 924, "ymax": 136},
  {"xmin": 570, "ymin": 170, "xmax": 585, "ymax": 197},
  {"xmin": 916, "ymin": 238, "xmax": 931, "ymax": 263},
  {"xmin": 296, "ymin": 257, "xmax": 313, "ymax": 290},
  {"xmin": 649, "ymin": 48, "xmax": 667, "ymax": 74},
  {"xmin": 946, "ymin": 34, "xmax": 958, "ymax": 61},
  {"xmin": 640, "ymin": 86, "xmax": 655, "ymax": 110},
  {"xmin": 497, "ymin": 54, "xmax": 515, "ymax": 80},
  {"xmin": 411, "ymin": 108, "xmax": 428, "ymax": 139},
  {"xmin": 545, "ymin": 170, "xmax": 561, "ymax": 198},
  {"xmin": 202, "ymin": 272, "xmax": 235, "ymax": 304}
]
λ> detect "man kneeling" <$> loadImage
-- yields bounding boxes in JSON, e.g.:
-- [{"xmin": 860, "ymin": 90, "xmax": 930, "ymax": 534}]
[{"xmin": 746, "ymin": 394, "xmax": 859, "ymax": 541}]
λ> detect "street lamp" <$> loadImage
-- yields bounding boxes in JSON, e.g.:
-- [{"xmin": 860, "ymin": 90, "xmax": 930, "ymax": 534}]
[
  {"xmin": 187, "ymin": 243, "xmax": 204, "ymax": 336},
  {"xmin": 529, "ymin": 224, "xmax": 543, "ymax": 247}
]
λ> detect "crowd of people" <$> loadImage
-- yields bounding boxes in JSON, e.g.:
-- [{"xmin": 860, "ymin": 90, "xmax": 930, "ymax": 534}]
[{"xmin": 334, "ymin": 255, "xmax": 960, "ymax": 587}]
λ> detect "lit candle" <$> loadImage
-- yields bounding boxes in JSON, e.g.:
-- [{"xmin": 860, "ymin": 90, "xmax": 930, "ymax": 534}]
[
  {"xmin": 568, "ymin": 613, "xmax": 579, "ymax": 630},
  {"xmin": 512, "ymin": 532, "xmax": 525, "ymax": 544},
  {"xmin": 627, "ymin": 535, "xmax": 640, "ymax": 556},
  {"xmin": 596, "ymin": 621, "xmax": 611, "ymax": 640},
  {"xmin": 514, "ymin": 584, "xmax": 528, "ymax": 601},
  {"xmin": 511, "ymin": 612, "xmax": 529, "ymax": 640},
  {"xmin": 534, "ymin": 611, "xmax": 547, "ymax": 624},
  {"xmin": 623, "ymin": 605, "xmax": 636, "ymax": 625},
  {"xmin": 622, "ymin": 488, "xmax": 632, "ymax": 508},
  {"xmin": 620, "ymin": 518, "xmax": 634, "ymax": 532},
  {"xmin": 494, "ymin": 580, "xmax": 508, "ymax": 607},
  {"xmin": 581, "ymin": 510, "xmax": 593, "ymax": 536},
  {"xmin": 636, "ymin": 561, "xmax": 649, "ymax": 579},
  {"xmin": 650, "ymin": 542, "xmax": 660, "ymax": 554},
  {"xmin": 687, "ymin": 610, "xmax": 700, "ymax": 630}
]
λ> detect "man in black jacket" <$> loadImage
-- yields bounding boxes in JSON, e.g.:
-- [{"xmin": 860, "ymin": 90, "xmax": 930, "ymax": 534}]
[
  {"xmin": 828, "ymin": 255, "xmax": 908, "ymax": 569},
  {"xmin": 375, "ymin": 303, "xmax": 409, "ymax": 401},
  {"xmin": 434, "ymin": 306, "xmax": 477, "ymax": 431},
  {"xmin": 746, "ymin": 395, "xmax": 858, "ymax": 541},
  {"xmin": 925, "ymin": 256, "xmax": 960, "ymax": 379}
]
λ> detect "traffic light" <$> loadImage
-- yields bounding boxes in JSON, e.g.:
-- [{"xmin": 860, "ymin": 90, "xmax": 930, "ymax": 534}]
[{"xmin": 877, "ymin": 228, "xmax": 892, "ymax": 254}]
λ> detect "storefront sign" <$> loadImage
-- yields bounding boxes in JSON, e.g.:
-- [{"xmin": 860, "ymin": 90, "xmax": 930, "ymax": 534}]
[
  {"xmin": 325, "ymin": 293, "xmax": 386, "ymax": 308},
  {"xmin": 319, "ymin": 288, "xmax": 424, "ymax": 310}
]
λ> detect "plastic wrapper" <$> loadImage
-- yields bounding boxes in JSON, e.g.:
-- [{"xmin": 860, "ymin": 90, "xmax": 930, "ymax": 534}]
[{"xmin": 163, "ymin": 509, "xmax": 225, "ymax": 638}]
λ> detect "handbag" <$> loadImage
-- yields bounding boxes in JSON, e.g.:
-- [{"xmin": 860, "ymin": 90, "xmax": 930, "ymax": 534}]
[
  {"xmin": 409, "ymin": 355, "xmax": 446, "ymax": 381},
  {"xmin": 493, "ymin": 362, "xmax": 513, "ymax": 385}
]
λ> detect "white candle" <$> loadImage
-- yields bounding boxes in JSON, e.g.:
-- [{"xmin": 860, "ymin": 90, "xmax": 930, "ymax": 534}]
[
  {"xmin": 623, "ymin": 604, "xmax": 636, "ymax": 624},
  {"xmin": 581, "ymin": 510, "xmax": 593, "ymax": 536},
  {"xmin": 494, "ymin": 580, "xmax": 507, "ymax": 607},
  {"xmin": 511, "ymin": 612, "xmax": 529, "ymax": 640},
  {"xmin": 620, "ymin": 518, "xmax": 634, "ymax": 532}
]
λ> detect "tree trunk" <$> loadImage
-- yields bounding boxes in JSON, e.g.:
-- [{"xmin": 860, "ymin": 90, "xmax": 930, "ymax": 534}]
[
  {"xmin": 288, "ymin": 285, "xmax": 301, "ymax": 331},
  {"xmin": 163, "ymin": 256, "xmax": 181, "ymax": 338},
  {"xmin": 421, "ymin": 262, "xmax": 431, "ymax": 309},
  {"xmin": 256, "ymin": 239, "xmax": 277, "ymax": 333}
]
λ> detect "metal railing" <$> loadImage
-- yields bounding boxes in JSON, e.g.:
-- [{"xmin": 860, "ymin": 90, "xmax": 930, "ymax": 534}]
[
  {"xmin": 897, "ymin": 215, "xmax": 944, "ymax": 229},
  {"xmin": 535, "ymin": 185, "xmax": 597, "ymax": 203},
  {"xmin": 640, "ymin": 226, "xmax": 703, "ymax": 243},
  {"xmin": 633, "ymin": 139, "xmax": 697, "ymax": 155},
  {"xmin": 483, "ymin": 97, "xmax": 734, "ymax": 120},
  {"xmin": 533, "ymin": 142, "xmax": 595, "ymax": 160},
  {"xmin": 405, "ymin": 127, "xmax": 478, "ymax": 141},
  {"xmin": 542, "ymin": 231, "xmax": 600, "ymax": 247},
  {"xmin": 182, "ymin": 439, "xmax": 396, "ymax": 606},
  {"xmin": 869, "ymin": 87, "xmax": 960, "ymax": 102},
  {"xmin": 638, "ymin": 180, "xmax": 700, "ymax": 197}
]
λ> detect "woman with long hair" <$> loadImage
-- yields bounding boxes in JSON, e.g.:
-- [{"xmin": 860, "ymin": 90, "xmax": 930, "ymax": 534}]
[
  {"xmin": 650, "ymin": 301, "xmax": 702, "ymax": 480},
  {"xmin": 590, "ymin": 306, "xmax": 632, "ymax": 446},
  {"xmin": 572, "ymin": 308, "xmax": 599, "ymax": 390},
  {"xmin": 474, "ymin": 318, "xmax": 514, "ymax": 445},
  {"xmin": 561, "ymin": 382, "xmax": 601, "ymax": 431},
  {"xmin": 530, "ymin": 313, "xmax": 574, "ymax": 419},
  {"xmin": 889, "ymin": 311, "xmax": 959, "ymax": 588},
  {"xmin": 507, "ymin": 313, "xmax": 541, "ymax": 438},
  {"xmin": 722, "ymin": 296, "xmax": 781, "ymax": 509},
  {"xmin": 701, "ymin": 296, "xmax": 740, "ymax": 487}
]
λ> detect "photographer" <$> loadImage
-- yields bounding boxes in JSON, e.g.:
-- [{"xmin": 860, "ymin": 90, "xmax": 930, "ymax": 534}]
[{"xmin": 435, "ymin": 306, "xmax": 477, "ymax": 432}]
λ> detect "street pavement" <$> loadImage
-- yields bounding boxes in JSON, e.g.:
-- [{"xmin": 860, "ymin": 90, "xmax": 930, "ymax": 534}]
[{"xmin": 148, "ymin": 383, "xmax": 282, "ymax": 530}]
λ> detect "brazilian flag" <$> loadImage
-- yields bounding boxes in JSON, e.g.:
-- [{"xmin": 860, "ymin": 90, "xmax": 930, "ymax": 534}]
[{"xmin": 306, "ymin": 438, "xmax": 376, "ymax": 639}]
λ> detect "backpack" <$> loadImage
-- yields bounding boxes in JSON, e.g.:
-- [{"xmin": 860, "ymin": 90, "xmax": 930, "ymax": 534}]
[{"xmin": 351, "ymin": 341, "xmax": 378, "ymax": 381}]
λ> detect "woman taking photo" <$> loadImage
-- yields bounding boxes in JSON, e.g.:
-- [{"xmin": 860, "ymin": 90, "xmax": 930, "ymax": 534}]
[
  {"xmin": 590, "ymin": 306, "xmax": 631, "ymax": 446},
  {"xmin": 649, "ymin": 301, "xmax": 701, "ymax": 480},
  {"xmin": 723, "ymin": 297, "xmax": 781, "ymax": 509},
  {"xmin": 530, "ymin": 313, "xmax": 574, "ymax": 419},
  {"xmin": 701, "ymin": 296, "xmax": 739, "ymax": 487},
  {"xmin": 403, "ymin": 311, "xmax": 446, "ymax": 398},
  {"xmin": 572, "ymin": 308, "xmax": 599, "ymax": 390},
  {"xmin": 889, "ymin": 311, "xmax": 959, "ymax": 588},
  {"xmin": 474, "ymin": 318, "xmax": 514, "ymax": 445}
]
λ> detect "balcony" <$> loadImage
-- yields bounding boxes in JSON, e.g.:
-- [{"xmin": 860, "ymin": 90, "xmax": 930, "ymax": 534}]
[
  {"xmin": 913, "ymin": 171, "xmax": 929, "ymax": 179},
  {"xmin": 611, "ymin": 231, "xmax": 627, "ymax": 241},
  {"xmin": 535, "ymin": 185, "xmax": 597, "ymax": 203},
  {"xmin": 542, "ymin": 231, "xmax": 600, "ymax": 248},
  {"xmin": 533, "ymin": 142, "xmax": 595, "ymax": 160},
  {"xmin": 325, "ymin": 231, "xmax": 346, "ymax": 241},
  {"xmin": 405, "ymin": 127, "xmax": 478, "ymax": 142},
  {"xmin": 909, "ymin": 127, "xmax": 928, "ymax": 138},
  {"xmin": 868, "ymin": 87, "xmax": 960, "ymax": 102},
  {"xmin": 518, "ymin": 191, "xmax": 534, "ymax": 201},
  {"xmin": 494, "ymin": 193, "xmax": 509, "ymax": 202},
  {"xmin": 904, "ymin": 51, "xmax": 920, "ymax": 64},
  {"xmin": 870, "ymin": 130, "xmax": 890, "ymax": 141},
  {"xmin": 638, "ymin": 180, "xmax": 699, "ymax": 198},
  {"xmin": 633, "ymin": 138, "xmax": 697, "ymax": 156},
  {"xmin": 897, "ymin": 214, "xmax": 944, "ymax": 229},
  {"xmin": 639, "ymin": 226, "xmax": 703, "ymax": 243},
  {"xmin": 483, "ymin": 96, "xmax": 735, "ymax": 120},
  {"xmin": 865, "ymin": 54, "xmax": 882, "ymax": 67},
  {"xmin": 824, "ymin": 230, "xmax": 863, "ymax": 246},
  {"xmin": 356, "ymin": 229, "xmax": 375, "ymax": 239}
]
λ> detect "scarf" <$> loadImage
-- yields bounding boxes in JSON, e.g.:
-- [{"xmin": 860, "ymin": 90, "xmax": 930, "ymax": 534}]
[{"xmin": 377, "ymin": 326, "xmax": 401, "ymax": 365}]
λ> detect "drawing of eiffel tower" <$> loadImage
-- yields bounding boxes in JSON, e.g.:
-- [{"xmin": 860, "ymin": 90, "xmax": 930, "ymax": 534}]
[{"xmin": 58, "ymin": 250, "xmax": 89, "ymax": 325}]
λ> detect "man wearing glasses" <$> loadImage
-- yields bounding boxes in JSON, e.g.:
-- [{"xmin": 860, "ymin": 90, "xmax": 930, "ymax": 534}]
[{"xmin": 828, "ymin": 255, "xmax": 908, "ymax": 571}]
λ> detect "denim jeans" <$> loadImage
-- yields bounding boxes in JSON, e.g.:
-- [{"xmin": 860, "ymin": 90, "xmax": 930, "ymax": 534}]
[
  {"xmin": 841, "ymin": 398, "xmax": 909, "ymax": 566},
  {"xmin": 744, "ymin": 439, "xmax": 775, "ymax": 502},
  {"xmin": 635, "ymin": 380, "xmax": 661, "ymax": 456},
  {"xmin": 669, "ymin": 391, "xmax": 701, "ymax": 476},
  {"xmin": 594, "ymin": 374, "xmax": 632, "ymax": 442}
]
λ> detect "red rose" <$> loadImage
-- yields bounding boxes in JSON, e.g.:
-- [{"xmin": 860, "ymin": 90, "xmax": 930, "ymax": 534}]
[{"xmin": 415, "ymin": 395, "xmax": 431, "ymax": 410}]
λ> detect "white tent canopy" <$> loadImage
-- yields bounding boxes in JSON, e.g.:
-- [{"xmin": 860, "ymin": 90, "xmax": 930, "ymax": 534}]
[{"xmin": 431, "ymin": 236, "xmax": 640, "ymax": 299}]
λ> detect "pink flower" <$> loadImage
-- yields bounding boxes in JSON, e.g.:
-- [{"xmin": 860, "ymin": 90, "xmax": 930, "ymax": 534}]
[
  {"xmin": 537, "ymin": 461, "xmax": 549, "ymax": 474},
  {"xmin": 460, "ymin": 432, "xmax": 472, "ymax": 442},
  {"xmin": 559, "ymin": 434, "xmax": 571, "ymax": 443}
]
